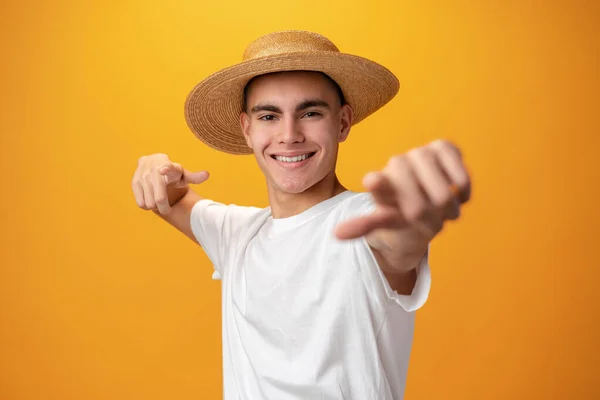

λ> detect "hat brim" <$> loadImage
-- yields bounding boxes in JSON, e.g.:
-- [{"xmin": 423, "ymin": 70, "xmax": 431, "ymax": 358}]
[{"xmin": 184, "ymin": 51, "xmax": 400, "ymax": 155}]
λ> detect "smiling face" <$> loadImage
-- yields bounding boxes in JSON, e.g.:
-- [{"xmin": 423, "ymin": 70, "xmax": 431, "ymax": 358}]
[{"xmin": 240, "ymin": 71, "xmax": 353, "ymax": 195}]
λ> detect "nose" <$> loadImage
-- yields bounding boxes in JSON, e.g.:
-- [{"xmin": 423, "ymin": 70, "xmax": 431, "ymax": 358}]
[{"xmin": 277, "ymin": 117, "xmax": 305, "ymax": 145}]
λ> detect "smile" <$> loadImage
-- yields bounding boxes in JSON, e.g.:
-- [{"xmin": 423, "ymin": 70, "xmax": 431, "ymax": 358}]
[{"xmin": 271, "ymin": 152, "xmax": 316, "ymax": 163}]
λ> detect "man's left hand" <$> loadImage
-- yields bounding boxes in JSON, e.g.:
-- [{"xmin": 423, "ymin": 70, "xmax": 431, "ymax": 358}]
[{"xmin": 335, "ymin": 139, "xmax": 471, "ymax": 272}]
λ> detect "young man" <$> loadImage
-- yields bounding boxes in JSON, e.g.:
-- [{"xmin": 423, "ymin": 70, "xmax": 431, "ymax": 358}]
[{"xmin": 132, "ymin": 31, "xmax": 470, "ymax": 399}]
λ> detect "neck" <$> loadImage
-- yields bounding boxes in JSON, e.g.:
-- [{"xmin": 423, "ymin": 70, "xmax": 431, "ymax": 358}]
[{"xmin": 267, "ymin": 172, "xmax": 347, "ymax": 219}]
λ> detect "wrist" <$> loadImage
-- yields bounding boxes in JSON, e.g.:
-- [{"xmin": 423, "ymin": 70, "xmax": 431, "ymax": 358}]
[
  {"xmin": 368, "ymin": 230, "xmax": 426, "ymax": 261},
  {"xmin": 167, "ymin": 184, "xmax": 190, "ymax": 206}
]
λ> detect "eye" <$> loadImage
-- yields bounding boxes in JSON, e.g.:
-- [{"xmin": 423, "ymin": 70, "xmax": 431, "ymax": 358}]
[
  {"xmin": 259, "ymin": 114, "xmax": 277, "ymax": 121},
  {"xmin": 303, "ymin": 111, "xmax": 322, "ymax": 118}
]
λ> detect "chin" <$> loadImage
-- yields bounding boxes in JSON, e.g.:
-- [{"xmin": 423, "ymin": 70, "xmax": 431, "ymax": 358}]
[
  {"xmin": 259, "ymin": 151, "xmax": 334, "ymax": 194},
  {"xmin": 275, "ymin": 179, "xmax": 314, "ymax": 194}
]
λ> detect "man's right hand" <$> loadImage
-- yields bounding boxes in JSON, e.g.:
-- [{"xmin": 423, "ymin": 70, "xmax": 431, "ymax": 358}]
[{"xmin": 132, "ymin": 153, "xmax": 209, "ymax": 215}]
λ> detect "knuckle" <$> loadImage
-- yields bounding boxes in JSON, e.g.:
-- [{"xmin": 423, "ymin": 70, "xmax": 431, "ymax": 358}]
[
  {"xmin": 152, "ymin": 153, "xmax": 170, "ymax": 167},
  {"xmin": 431, "ymin": 138, "xmax": 450, "ymax": 148},
  {"xmin": 158, "ymin": 159, "xmax": 172, "ymax": 168},
  {"xmin": 408, "ymin": 146, "xmax": 431, "ymax": 161},
  {"xmin": 388, "ymin": 154, "xmax": 407, "ymax": 169},
  {"xmin": 138, "ymin": 153, "xmax": 169, "ymax": 166},
  {"xmin": 432, "ymin": 139, "xmax": 461, "ymax": 156},
  {"xmin": 406, "ymin": 148, "xmax": 419, "ymax": 159}
]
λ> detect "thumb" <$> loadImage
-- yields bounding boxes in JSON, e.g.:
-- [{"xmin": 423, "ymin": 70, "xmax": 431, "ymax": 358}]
[{"xmin": 183, "ymin": 169, "xmax": 210, "ymax": 185}]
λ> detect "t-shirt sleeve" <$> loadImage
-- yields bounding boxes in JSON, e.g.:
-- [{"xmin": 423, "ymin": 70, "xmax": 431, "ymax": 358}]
[
  {"xmin": 371, "ymin": 245, "xmax": 431, "ymax": 313},
  {"xmin": 346, "ymin": 192, "xmax": 432, "ymax": 313},
  {"xmin": 190, "ymin": 199, "xmax": 262, "ymax": 280}
]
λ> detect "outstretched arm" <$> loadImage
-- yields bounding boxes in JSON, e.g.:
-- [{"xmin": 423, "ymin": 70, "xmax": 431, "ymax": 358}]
[
  {"xmin": 132, "ymin": 153, "xmax": 210, "ymax": 244},
  {"xmin": 335, "ymin": 140, "xmax": 471, "ymax": 294}
]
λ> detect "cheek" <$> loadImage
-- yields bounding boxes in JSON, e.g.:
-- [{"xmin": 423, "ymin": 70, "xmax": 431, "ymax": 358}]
[
  {"xmin": 309, "ymin": 126, "xmax": 339, "ymax": 153},
  {"xmin": 248, "ymin": 122, "xmax": 275, "ymax": 149},
  {"xmin": 308, "ymin": 119, "xmax": 340, "ymax": 142}
]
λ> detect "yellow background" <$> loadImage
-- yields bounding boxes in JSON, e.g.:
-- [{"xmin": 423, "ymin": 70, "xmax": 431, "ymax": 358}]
[{"xmin": 1, "ymin": 0, "xmax": 598, "ymax": 399}]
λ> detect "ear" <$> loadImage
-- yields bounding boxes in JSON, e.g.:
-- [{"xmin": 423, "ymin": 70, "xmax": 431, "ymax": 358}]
[
  {"xmin": 337, "ymin": 104, "xmax": 354, "ymax": 143},
  {"xmin": 239, "ymin": 112, "xmax": 253, "ymax": 149}
]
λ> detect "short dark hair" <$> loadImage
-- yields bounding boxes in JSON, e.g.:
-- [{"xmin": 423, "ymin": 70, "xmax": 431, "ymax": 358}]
[{"xmin": 242, "ymin": 71, "xmax": 346, "ymax": 112}]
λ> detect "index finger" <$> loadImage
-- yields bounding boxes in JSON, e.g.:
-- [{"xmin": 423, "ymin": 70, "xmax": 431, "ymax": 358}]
[
  {"xmin": 335, "ymin": 207, "xmax": 403, "ymax": 240},
  {"xmin": 158, "ymin": 162, "xmax": 184, "ymax": 186}
]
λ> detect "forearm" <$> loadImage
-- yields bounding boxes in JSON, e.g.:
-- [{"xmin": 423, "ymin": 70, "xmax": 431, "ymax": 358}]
[{"xmin": 152, "ymin": 186, "xmax": 203, "ymax": 243}]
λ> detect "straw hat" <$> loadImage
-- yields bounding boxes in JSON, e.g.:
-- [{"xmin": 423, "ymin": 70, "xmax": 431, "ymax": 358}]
[{"xmin": 184, "ymin": 30, "xmax": 400, "ymax": 155}]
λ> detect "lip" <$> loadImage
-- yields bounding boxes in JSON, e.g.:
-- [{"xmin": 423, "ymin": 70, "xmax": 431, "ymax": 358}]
[
  {"xmin": 269, "ymin": 151, "xmax": 317, "ymax": 169},
  {"xmin": 268, "ymin": 151, "xmax": 316, "ymax": 157}
]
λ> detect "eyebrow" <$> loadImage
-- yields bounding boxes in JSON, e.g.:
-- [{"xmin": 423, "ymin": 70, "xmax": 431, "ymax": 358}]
[
  {"xmin": 250, "ymin": 104, "xmax": 282, "ymax": 114},
  {"xmin": 249, "ymin": 99, "xmax": 331, "ymax": 114},
  {"xmin": 295, "ymin": 99, "xmax": 331, "ymax": 112}
]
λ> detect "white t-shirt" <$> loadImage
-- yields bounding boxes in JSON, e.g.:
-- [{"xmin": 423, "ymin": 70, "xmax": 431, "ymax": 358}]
[{"xmin": 190, "ymin": 190, "xmax": 431, "ymax": 400}]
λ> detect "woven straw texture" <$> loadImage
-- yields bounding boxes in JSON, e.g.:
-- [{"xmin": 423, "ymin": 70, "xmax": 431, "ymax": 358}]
[{"xmin": 184, "ymin": 31, "xmax": 400, "ymax": 155}]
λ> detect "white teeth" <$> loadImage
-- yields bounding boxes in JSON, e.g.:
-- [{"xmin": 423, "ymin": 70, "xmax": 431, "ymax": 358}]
[{"xmin": 275, "ymin": 153, "xmax": 310, "ymax": 163}]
